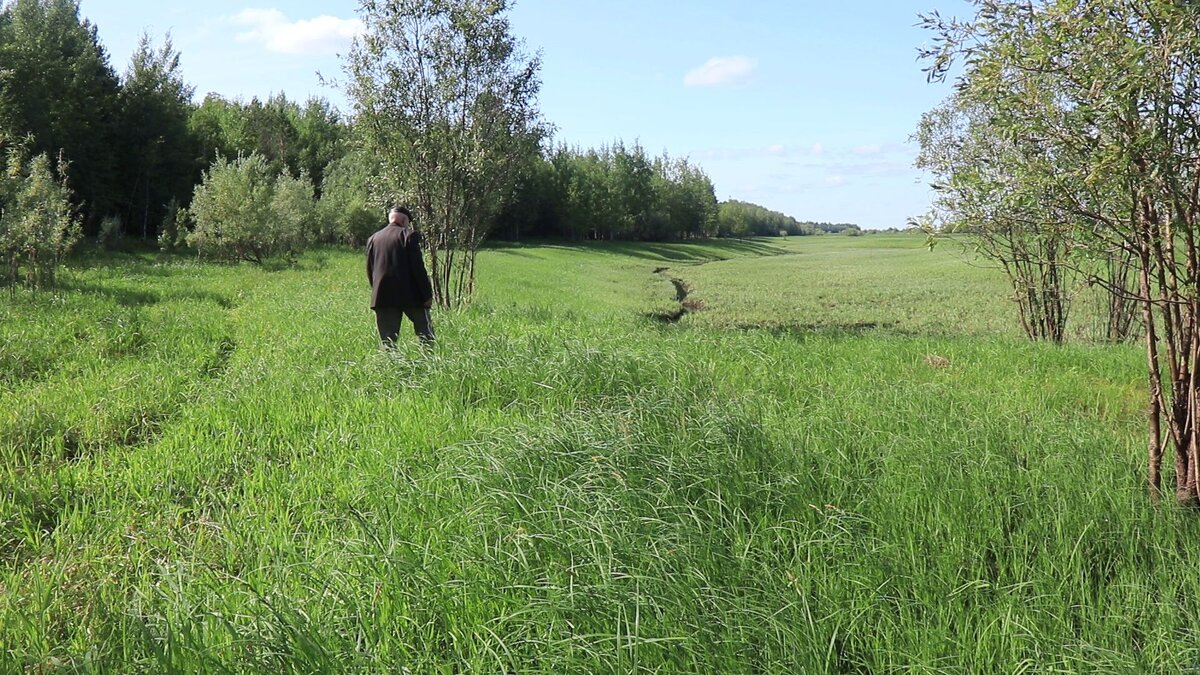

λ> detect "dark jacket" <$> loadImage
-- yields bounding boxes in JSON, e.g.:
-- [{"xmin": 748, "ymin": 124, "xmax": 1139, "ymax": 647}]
[{"xmin": 366, "ymin": 223, "xmax": 434, "ymax": 309}]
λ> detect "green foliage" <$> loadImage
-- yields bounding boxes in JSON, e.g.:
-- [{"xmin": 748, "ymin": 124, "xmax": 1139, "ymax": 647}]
[
  {"xmin": 156, "ymin": 197, "xmax": 189, "ymax": 252},
  {"xmin": 115, "ymin": 32, "xmax": 197, "ymax": 239},
  {"xmin": 914, "ymin": 90, "xmax": 1080, "ymax": 343},
  {"xmin": 548, "ymin": 145, "xmax": 618, "ymax": 239},
  {"xmin": 293, "ymin": 97, "xmax": 346, "ymax": 194},
  {"xmin": 717, "ymin": 199, "xmax": 829, "ymax": 237},
  {"xmin": 653, "ymin": 155, "xmax": 719, "ymax": 240},
  {"xmin": 0, "ymin": 142, "xmax": 79, "ymax": 287},
  {"xmin": 187, "ymin": 153, "xmax": 311, "ymax": 264},
  {"xmin": 188, "ymin": 94, "xmax": 239, "ymax": 167},
  {"xmin": 919, "ymin": 0, "xmax": 1200, "ymax": 502},
  {"xmin": 346, "ymin": 0, "xmax": 545, "ymax": 307},
  {"xmin": 96, "ymin": 215, "xmax": 122, "ymax": 250},
  {"xmin": 497, "ymin": 143, "xmax": 720, "ymax": 241},
  {"xmin": 317, "ymin": 149, "xmax": 379, "ymax": 245},
  {"xmin": 0, "ymin": 0, "xmax": 121, "ymax": 230},
  {"xmin": 270, "ymin": 170, "xmax": 316, "ymax": 248},
  {"xmin": 188, "ymin": 93, "xmax": 348, "ymax": 192}
]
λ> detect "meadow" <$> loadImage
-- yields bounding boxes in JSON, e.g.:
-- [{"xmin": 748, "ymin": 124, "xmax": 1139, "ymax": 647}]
[{"xmin": 2, "ymin": 233, "xmax": 1198, "ymax": 672}]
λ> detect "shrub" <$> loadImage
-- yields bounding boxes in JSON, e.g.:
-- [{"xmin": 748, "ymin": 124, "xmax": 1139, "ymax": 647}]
[
  {"xmin": 157, "ymin": 198, "xmax": 190, "ymax": 252},
  {"xmin": 188, "ymin": 153, "xmax": 311, "ymax": 263},
  {"xmin": 318, "ymin": 150, "xmax": 379, "ymax": 246},
  {"xmin": 270, "ymin": 171, "xmax": 316, "ymax": 253},
  {"xmin": 0, "ymin": 144, "xmax": 80, "ymax": 287},
  {"xmin": 97, "ymin": 215, "xmax": 123, "ymax": 250}
]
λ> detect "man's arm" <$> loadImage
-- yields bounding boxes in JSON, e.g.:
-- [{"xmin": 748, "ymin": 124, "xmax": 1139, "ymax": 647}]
[
  {"xmin": 365, "ymin": 238, "xmax": 374, "ymax": 287},
  {"xmin": 409, "ymin": 230, "xmax": 434, "ymax": 308}
]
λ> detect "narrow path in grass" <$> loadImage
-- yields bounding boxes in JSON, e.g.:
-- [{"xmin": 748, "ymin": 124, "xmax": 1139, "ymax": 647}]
[{"xmin": 646, "ymin": 243, "xmax": 794, "ymax": 323}]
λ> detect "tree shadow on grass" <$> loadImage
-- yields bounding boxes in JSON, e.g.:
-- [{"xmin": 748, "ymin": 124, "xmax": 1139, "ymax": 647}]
[
  {"xmin": 483, "ymin": 237, "xmax": 790, "ymax": 263},
  {"xmin": 68, "ymin": 246, "xmax": 330, "ymax": 275},
  {"xmin": 641, "ymin": 317, "xmax": 917, "ymax": 338},
  {"xmin": 62, "ymin": 280, "xmax": 236, "ymax": 309},
  {"xmin": 66, "ymin": 248, "xmax": 186, "ymax": 276},
  {"xmin": 484, "ymin": 246, "xmax": 542, "ymax": 259},
  {"xmin": 728, "ymin": 321, "xmax": 935, "ymax": 340},
  {"xmin": 262, "ymin": 251, "xmax": 330, "ymax": 272}
]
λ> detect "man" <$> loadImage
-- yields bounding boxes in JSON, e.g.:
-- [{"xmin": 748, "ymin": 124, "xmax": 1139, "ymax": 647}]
[{"xmin": 366, "ymin": 206, "xmax": 435, "ymax": 346}]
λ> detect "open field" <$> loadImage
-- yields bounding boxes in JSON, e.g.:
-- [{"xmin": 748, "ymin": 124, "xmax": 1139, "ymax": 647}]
[{"xmin": 3, "ymin": 234, "xmax": 1198, "ymax": 672}]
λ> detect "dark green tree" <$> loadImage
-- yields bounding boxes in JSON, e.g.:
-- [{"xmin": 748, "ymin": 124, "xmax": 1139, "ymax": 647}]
[
  {"xmin": 654, "ymin": 155, "xmax": 718, "ymax": 240},
  {"xmin": 189, "ymin": 94, "xmax": 240, "ymax": 169},
  {"xmin": 116, "ymin": 32, "xmax": 197, "ymax": 238},
  {"xmin": 609, "ymin": 141, "xmax": 654, "ymax": 239},
  {"xmin": 0, "ymin": 0, "xmax": 121, "ymax": 231},
  {"xmin": 293, "ymin": 97, "xmax": 346, "ymax": 195},
  {"xmin": 717, "ymin": 200, "xmax": 816, "ymax": 238},
  {"xmin": 242, "ymin": 94, "xmax": 300, "ymax": 175}
]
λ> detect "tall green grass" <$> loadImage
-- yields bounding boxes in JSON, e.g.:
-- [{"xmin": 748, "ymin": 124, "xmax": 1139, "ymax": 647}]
[{"xmin": 1, "ymin": 235, "xmax": 1194, "ymax": 672}]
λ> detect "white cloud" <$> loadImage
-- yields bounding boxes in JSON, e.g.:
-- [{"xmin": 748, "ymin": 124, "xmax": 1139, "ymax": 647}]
[
  {"xmin": 825, "ymin": 175, "xmax": 847, "ymax": 187},
  {"xmin": 766, "ymin": 144, "xmax": 786, "ymax": 155},
  {"xmin": 233, "ymin": 8, "xmax": 363, "ymax": 56},
  {"xmin": 683, "ymin": 56, "xmax": 757, "ymax": 87},
  {"xmin": 853, "ymin": 144, "xmax": 883, "ymax": 155},
  {"xmin": 811, "ymin": 143, "xmax": 824, "ymax": 155}
]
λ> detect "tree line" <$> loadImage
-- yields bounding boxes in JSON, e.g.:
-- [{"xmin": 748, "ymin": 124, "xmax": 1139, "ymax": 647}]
[
  {"xmin": 0, "ymin": 0, "xmax": 346, "ymax": 236},
  {"xmin": 0, "ymin": 0, "xmax": 848, "ymax": 300},
  {"xmin": 494, "ymin": 149, "xmax": 860, "ymax": 242},
  {"xmin": 493, "ymin": 142, "xmax": 719, "ymax": 241},
  {"xmin": 716, "ymin": 200, "xmax": 860, "ymax": 238}
]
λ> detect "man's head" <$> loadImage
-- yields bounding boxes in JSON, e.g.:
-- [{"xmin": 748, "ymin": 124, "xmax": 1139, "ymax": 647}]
[{"xmin": 389, "ymin": 206, "xmax": 413, "ymax": 226}]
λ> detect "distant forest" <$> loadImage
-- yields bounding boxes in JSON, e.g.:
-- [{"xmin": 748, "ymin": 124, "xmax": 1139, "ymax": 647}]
[{"xmin": 0, "ymin": 0, "xmax": 857, "ymax": 251}]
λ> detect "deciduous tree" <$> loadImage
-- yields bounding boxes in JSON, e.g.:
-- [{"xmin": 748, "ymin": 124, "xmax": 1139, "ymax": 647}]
[
  {"xmin": 344, "ymin": 0, "xmax": 545, "ymax": 307},
  {"xmin": 914, "ymin": 92, "xmax": 1080, "ymax": 343},
  {"xmin": 0, "ymin": 140, "xmax": 80, "ymax": 287},
  {"xmin": 922, "ymin": 0, "xmax": 1200, "ymax": 503},
  {"xmin": 188, "ymin": 153, "xmax": 312, "ymax": 264}
]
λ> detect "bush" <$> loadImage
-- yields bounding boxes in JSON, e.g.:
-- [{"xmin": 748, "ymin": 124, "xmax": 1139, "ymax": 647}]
[
  {"xmin": 271, "ymin": 170, "xmax": 316, "ymax": 250},
  {"xmin": 0, "ymin": 144, "xmax": 80, "ymax": 287},
  {"xmin": 318, "ymin": 151, "xmax": 379, "ymax": 246},
  {"xmin": 157, "ymin": 198, "xmax": 190, "ymax": 253},
  {"xmin": 188, "ymin": 153, "xmax": 312, "ymax": 263},
  {"xmin": 97, "ymin": 215, "xmax": 123, "ymax": 250}
]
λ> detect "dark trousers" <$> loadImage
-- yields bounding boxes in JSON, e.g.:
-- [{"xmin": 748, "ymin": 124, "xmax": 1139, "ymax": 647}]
[{"xmin": 374, "ymin": 306, "xmax": 435, "ymax": 346}]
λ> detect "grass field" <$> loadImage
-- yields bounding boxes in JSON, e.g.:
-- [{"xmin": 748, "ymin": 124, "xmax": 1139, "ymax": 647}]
[{"xmin": 3, "ymin": 233, "xmax": 1198, "ymax": 672}]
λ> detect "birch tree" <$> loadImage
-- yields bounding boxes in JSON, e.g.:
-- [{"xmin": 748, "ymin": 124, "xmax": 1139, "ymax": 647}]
[{"xmin": 344, "ymin": 0, "xmax": 544, "ymax": 307}]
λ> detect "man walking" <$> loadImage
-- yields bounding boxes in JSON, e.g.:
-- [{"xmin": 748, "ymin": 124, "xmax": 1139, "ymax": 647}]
[{"xmin": 366, "ymin": 206, "xmax": 435, "ymax": 346}]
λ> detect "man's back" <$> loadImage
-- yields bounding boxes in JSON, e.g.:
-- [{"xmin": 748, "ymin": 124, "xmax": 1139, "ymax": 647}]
[{"xmin": 366, "ymin": 223, "xmax": 433, "ymax": 309}]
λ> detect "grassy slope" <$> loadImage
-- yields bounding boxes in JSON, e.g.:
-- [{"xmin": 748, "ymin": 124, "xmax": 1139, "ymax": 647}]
[
  {"xmin": 2, "ymin": 235, "xmax": 1197, "ymax": 672},
  {"xmin": 673, "ymin": 235, "xmax": 1018, "ymax": 336}
]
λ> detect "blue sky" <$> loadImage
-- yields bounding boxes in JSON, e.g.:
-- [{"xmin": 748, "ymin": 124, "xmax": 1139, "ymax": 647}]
[{"xmin": 74, "ymin": 0, "xmax": 975, "ymax": 230}]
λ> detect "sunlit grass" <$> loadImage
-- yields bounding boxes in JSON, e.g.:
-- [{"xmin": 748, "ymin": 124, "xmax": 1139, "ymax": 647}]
[{"xmin": 1, "ymin": 235, "xmax": 1193, "ymax": 672}]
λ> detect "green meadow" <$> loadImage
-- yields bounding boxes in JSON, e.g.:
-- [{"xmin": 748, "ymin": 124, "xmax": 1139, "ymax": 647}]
[{"xmin": 4, "ymin": 234, "xmax": 1199, "ymax": 672}]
